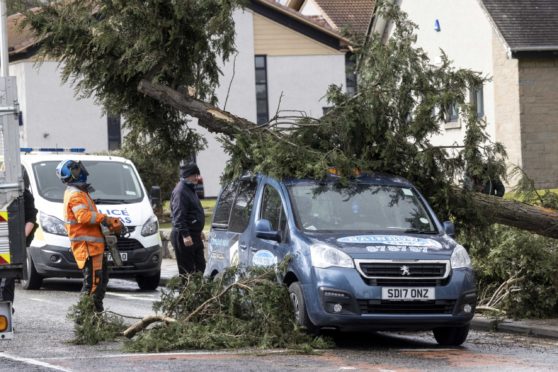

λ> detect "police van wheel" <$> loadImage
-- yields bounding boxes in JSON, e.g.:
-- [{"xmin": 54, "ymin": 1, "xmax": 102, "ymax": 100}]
[
  {"xmin": 433, "ymin": 324, "xmax": 470, "ymax": 346},
  {"xmin": 288, "ymin": 282, "xmax": 316, "ymax": 333},
  {"xmin": 21, "ymin": 251, "xmax": 43, "ymax": 290},
  {"xmin": 136, "ymin": 271, "xmax": 160, "ymax": 291}
]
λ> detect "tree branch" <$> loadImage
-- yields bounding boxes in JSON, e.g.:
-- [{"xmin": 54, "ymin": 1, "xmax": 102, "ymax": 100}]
[
  {"xmin": 138, "ymin": 79, "xmax": 256, "ymax": 137},
  {"xmin": 123, "ymin": 314, "xmax": 177, "ymax": 338}
]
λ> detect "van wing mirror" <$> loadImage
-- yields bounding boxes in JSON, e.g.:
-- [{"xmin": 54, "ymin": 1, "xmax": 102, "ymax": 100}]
[
  {"xmin": 255, "ymin": 219, "xmax": 281, "ymax": 242},
  {"xmin": 443, "ymin": 221, "xmax": 455, "ymax": 238},
  {"xmin": 150, "ymin": 185, "xmax": 161, "ymax": 209}
]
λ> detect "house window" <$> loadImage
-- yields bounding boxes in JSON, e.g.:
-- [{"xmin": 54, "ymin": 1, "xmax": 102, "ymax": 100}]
[
  {"xmin": 255, "ymin": 55, "xmax": 269, "ymax": 124},
  {"xmin": 345, "ymin": 53, "xmax": 357, "ymax": 96},
  {"xmin": 470, "ymin": 85, "xmax": 484, "ymax": 119},
  {"xmin": 107, "ymin": 114, "xmax": 121, "ymax": 150},
  {"xmin": 446, "ymin": 103, "xmax": 459, "ymax": 122}
]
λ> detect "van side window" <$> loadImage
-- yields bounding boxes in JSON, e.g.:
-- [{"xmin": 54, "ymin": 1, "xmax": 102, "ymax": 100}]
[
  {"xmin": 229, "ymin": 179, "xmax": 257, "ymax": 233},
  {"xmin": 212, "ymin": 183, "xmax": 236, "ymax": 229},
  {"xmin": 260, "ymin": 185, "xmax": 287, "ymax": 233}
]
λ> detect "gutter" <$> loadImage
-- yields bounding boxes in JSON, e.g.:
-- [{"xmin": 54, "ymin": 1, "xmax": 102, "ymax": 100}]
[
  {"xmin": 253, "ymin": 0, "xmax": 351, "ymax": 46},
  {"xmin": 511, "ymin": 46, "xmax": 558, "ymax": 52}
]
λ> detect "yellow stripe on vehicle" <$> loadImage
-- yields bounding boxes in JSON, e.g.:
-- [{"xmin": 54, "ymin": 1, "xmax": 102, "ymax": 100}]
[
  {"xmin": 0, "ymin": 211, "xmax": 8, "ymax": 222},
  {"xmin": 0, "ymin": 253, "xmax": 10, "ymax": 264}
]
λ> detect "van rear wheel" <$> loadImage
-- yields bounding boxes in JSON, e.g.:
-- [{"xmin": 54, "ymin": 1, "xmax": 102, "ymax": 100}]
[
  {"xmin": 21, "ymin": 250, "xmax": 43, "ymax": 290},
  {"xmin": 433, "ymin": 324, "xmax": 470, "ymax": 346},
  {"xmin": 136, "ymin": 271, "xmax": 161, "ymax": 290},
  {"xmin": 288, "ymin": 282, "xmax": 316, "ymax": 333}
]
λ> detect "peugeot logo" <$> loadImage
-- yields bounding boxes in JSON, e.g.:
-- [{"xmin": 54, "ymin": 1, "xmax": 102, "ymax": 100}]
[{"xmin": 400, "ymin": 265, "xmax": 411, "ymax": 276}]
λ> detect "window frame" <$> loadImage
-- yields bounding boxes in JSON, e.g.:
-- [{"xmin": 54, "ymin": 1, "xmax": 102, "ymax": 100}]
[{"xmin": 254, "ymin": 55, "xmax": 269, "ymax": 124}]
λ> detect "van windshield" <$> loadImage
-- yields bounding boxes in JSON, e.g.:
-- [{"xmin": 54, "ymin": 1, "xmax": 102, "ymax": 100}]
[
  {"xmin": 288, "ymin": 183, "xmax": 438, "ymax": 233},
  {"xmin": 32, "ymin": 160, "xmax": 144, "ymax": 203}
]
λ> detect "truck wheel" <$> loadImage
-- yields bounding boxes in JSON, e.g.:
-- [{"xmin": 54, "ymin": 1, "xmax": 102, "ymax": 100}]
[
  {"xmin": 288, "ymin": 282, "xmax": 316, "ymax": 333},
  {"xmin": 21, "ymin": 251, "xmax": 43, "ymax": 290},
  {"xmin": 433, "ymin": 324, "xmax": 470, "ymax": 346},
  {"xmin": 136, "ymin": 271, "xmax": 160, "ymax": 290}
]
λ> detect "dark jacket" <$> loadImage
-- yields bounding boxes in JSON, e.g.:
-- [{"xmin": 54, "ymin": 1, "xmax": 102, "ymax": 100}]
[
  {"xmin": 171, "ymin": 180, "xmax": 205, "ymax": 238},
  {"xmin": 24, "ymin": 189, "xmax": 38, "ymax": 246}
]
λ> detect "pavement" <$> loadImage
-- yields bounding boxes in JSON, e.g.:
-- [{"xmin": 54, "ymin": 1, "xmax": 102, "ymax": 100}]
[{"xmin": 158, "ymin": 258, "xmax": 558, "ymax": 341}]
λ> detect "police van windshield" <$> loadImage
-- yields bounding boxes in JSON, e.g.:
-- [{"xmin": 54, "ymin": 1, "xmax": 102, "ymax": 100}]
[
  {"xmin": 288, "ymin": 183, "xmax": 437, "ymax": 233},
  {"xmin": 32, "ymin": 160, "xmax": 144, "ymax": 203}
]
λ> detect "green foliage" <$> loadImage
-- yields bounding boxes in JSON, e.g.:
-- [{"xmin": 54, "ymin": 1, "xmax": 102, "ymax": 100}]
[
  {"xmin": 125, "ymin": 267, "xmax": 332, "ymax": 352},
  {"xmin": 7, "ymin": 0, "xmax": 43, "ymax": 15},
  {"xmin": 509, "ymin": 165, "xmax": 558, "ymax": 209},
  {"xmin": 221, "ymin": 1, "xmax": 506, "ymax": 234},
  {"xmin": 468, "ymin": 225, "xmax": 558, "ymax": 318},
  {"xmin": 24, "ymin": 0, "xmax": 244, "ymax": 170},
  {"xmin": 67, "ymin": 296, "xmax": 126, "ymax": 345}
]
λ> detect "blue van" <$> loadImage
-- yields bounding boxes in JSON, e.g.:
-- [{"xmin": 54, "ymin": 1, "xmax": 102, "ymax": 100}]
[{"xmin": 204, "ymin": 173, "xmax": 476, "ymax": 346}]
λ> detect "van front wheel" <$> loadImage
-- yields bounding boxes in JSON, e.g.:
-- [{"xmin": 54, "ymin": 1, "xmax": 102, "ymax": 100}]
[
  {"xmin": 136, "ymin": 271, "xmax": 160, "ymax": 290},
  {"xmin": 21, "ymin": 250, "xmax": 43, "ymax": 290},
  {"xmin": 288, "ymin": 282, "xmax": 316, "ymax": 332},
  {"xmin": 433, "ymin": 324, "xmax": 470, "ymax": 346}
]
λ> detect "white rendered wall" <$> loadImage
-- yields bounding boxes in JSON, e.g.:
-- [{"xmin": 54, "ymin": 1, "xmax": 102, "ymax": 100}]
[
  {"xmin": 12, "ymin": 61, "xmax": 107, "ymax": 152},
  {"xmin": 267, "ymin": 54, "xmax": 345, "ymax": 118},
  {"xmin": 195, "ymin": 9, "xmax": 258, "ymax": 198},
  {"xmin": 397, "ymin": 0, "xmax": 496, "ymax": 146}
]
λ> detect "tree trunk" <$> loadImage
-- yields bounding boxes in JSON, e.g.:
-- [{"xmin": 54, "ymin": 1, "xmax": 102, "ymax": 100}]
[
  {"xmin": 138, "ymin": 79, "xmax": 558, "ymax": 239},
  {"xmin": 465, "ymin": 191, "xmax": 558, "ymax": 238},
  {"xmin": 138, "ymin": 79, "xmax": 255, "ymax": 137}
]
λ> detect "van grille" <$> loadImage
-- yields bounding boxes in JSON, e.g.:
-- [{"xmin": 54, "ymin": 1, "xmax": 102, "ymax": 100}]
[
  {"xmin": 357, "ymin": 300, "xmax": 456, "ymax": 314},
  {"xmin": 117, "ymin": 238, "xmax": 143, "ymax": 251},
  {"xmin": 365, "ymin": 279, "xmax": 449, "ymax": 287},
  {"xmin": 356, "ymin": 260, "xmax": 449, "ymax": 279}
]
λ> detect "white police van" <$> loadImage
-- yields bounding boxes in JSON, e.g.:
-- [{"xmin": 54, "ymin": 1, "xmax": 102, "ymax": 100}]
[{"xmin": 20, "ymin": 149, "xmax": 162, "ymax": 290}]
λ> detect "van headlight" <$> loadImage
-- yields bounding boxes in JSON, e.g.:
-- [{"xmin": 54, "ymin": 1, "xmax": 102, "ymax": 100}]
[
  {"xmin": 310, "ymin": 243, "xmax": 354, "ymax": 269},
  {"xmin": 451, "ymin": 244, "xmax": 472, "ymax": 269},
  {"xmin": 141, "ymin": 215, "xmax": 159, "ymax": 236},
  {"xmin": 40, "ymin": 212, "xmax": 67, "ymax": 236}
]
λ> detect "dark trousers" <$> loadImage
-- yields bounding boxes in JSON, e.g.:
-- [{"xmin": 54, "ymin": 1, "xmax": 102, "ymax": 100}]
[
  {"xmin": 0, "ymin": 278, "xmax": 15, "ymax": 302},
  {"xmin": 171, "ymin": 229, "xmax": 206, "ymax": 275},
  {"xmin": 82, "ymin": 253, "xmax": 109, "ymax": 311}
]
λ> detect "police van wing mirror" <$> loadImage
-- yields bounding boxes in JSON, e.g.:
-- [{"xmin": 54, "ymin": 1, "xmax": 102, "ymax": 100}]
[
  {"xmin": 443, "ymin": 221, "xmax": 455, "ymax": 238},
  {"xmin": 150, "ymin": 185, "xmax": 161, "ymax": 208},
  {"xmin": 255, "ymin": 219, "xmax": 281, "ymax": 242}
]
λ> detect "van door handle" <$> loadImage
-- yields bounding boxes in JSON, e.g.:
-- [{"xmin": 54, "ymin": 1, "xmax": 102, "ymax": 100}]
[
  {"xmin": 251, "ymin": 247, "xmax": 258, "ymax": 252},
  {"xmin": 239, "ymin": 243, "xmax": 248, "ymax": 250}
]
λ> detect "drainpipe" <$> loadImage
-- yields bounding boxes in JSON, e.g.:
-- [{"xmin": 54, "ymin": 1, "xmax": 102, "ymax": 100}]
[{"xmin": 0, "ymin": 0, "xmax": 8, "ymax": 77}]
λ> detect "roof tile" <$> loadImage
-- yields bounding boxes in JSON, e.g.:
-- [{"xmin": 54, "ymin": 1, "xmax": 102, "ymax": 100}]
[{"xmin": 481, "ymin": 0, "xmax": 558, "ymax": 51}]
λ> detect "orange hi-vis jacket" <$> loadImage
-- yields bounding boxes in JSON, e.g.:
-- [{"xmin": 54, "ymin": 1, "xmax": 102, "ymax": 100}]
[{"xmin": 63, "ymin": 186, "xmax": 107, "ymax": 269}]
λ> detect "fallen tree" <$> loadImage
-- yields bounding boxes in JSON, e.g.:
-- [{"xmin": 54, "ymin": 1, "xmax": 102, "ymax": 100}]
[
  {"xmin": 138, "ymin": 78, "xmax": 558, "ymax": 239},
  {"xmin": 24, "ymin": 0, "xmax": 558, "ymax": 239}
]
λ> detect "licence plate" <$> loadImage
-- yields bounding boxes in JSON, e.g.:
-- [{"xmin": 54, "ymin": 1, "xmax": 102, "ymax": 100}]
[
  {"xmin": 381, "ymin": 287, "xmax": 435, "ymax": 301},
  {"xmin": 107, "ymin": 252, "xmax": 128, "ymax": 262}
]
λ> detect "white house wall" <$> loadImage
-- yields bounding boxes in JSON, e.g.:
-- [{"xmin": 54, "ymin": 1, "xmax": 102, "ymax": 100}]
[
  {"xmin": 267, "ymin": 54, "xmax": 345, "ymax": 118},
  {"xmin": 397, "ymin": 0, "xmax": 496, "ymax": 145},
  {"xmin": 12, "ymin": 61, "xmax": 107, "ymax": 152},
  {"xmin": 195, "ymin": 9, "xmax": 257, "ymax": 198}
]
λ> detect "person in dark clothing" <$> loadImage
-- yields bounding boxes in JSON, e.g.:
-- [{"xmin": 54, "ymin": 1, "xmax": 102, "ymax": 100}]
[
  {"xmin": 0, "ymin": 170, "xmax": 38, "ymax": 304},
  {"xmin": 170, "ymin": 162, "xmax": 206, "ymax": 275}
]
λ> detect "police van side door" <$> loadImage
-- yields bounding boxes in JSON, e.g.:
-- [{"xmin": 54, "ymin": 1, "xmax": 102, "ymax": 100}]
[{"xmin": 249, "ymin": 180, "xmax": 289, "ymax": 268}]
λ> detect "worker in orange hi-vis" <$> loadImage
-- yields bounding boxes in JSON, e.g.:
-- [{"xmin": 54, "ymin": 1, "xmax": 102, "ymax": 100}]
[{"xmin": 56, "ymin": 160, "xmax": 123, "ymax": 312}]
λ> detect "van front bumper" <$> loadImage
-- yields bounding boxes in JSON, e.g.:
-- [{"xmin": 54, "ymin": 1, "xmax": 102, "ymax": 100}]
[
  {"xmin": 303, "ymin": 267, "xmax": 476, "ymax": 332},
  {"xmin": 28, "ymin": 244, "xmax": 162, "ymax": 278}
]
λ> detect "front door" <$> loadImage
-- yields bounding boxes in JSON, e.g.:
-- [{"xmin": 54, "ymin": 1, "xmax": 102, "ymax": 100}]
[{"xmin": 249, "ymin": 182, "xmax": 289, "ymax": 268}]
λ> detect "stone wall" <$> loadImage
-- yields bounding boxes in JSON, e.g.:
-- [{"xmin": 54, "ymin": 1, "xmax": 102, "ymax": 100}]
[
  {"xmin": 492, "ymin": 32, "xmax": 522, "ymax": 186},
  {"xmin": 518, "ymin": 57, "xmax": 558, "ymax": 188}
]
